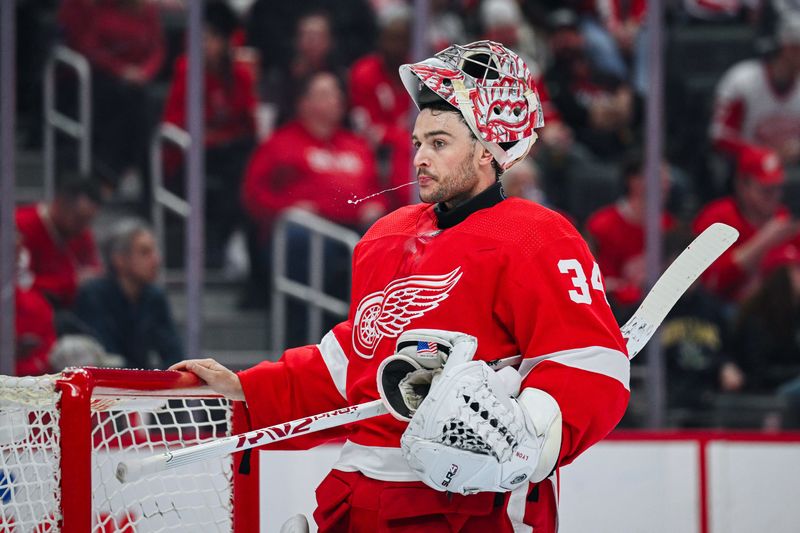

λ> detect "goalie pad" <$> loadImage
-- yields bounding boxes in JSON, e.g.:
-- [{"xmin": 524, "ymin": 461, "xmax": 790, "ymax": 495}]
[
  {"xmin": 400, "ymin": 356, "xmax": 561, "ymax": 495},
  {"xmin": 377, "ymin": 329, "xmax": 471, "ymax": 421}
]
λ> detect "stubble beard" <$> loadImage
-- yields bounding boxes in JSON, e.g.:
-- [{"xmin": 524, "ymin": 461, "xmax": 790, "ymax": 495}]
[{"xmin": 419, "ymin": 145, "xmax": 478, "ymax": 206}]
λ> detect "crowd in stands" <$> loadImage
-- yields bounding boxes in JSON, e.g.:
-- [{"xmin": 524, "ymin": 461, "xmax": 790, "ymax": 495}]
[{"xmin": 10, "ymin": 0, "xmax": 800, "ymax": 429}]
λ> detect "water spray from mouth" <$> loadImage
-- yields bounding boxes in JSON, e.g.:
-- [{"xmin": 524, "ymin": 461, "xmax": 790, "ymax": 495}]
[{"xmin": 347, "ymin": 180, "xmax": 418, "ymax": 205}]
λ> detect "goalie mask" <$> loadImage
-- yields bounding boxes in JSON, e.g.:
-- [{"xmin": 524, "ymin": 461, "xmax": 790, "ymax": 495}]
[{"xmin": 399, "ymin": 40, "xmax": 544, "ymax": 171}]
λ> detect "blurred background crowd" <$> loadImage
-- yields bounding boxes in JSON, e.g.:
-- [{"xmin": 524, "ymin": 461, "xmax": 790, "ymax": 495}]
[{"xmin": 7, "ymin": 0, "xmax": 800, "ymax": 429}]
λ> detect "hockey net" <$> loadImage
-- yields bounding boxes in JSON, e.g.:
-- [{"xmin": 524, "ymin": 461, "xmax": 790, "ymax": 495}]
[{"xmin": 0, "ymin": 368, "xmax": 252, "ymax": 532}]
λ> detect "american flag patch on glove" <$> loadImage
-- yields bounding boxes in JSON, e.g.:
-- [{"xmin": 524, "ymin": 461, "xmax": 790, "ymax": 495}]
[{"xmin": 417, "ymin": 341, "xmax": 438, "ymax": 356}]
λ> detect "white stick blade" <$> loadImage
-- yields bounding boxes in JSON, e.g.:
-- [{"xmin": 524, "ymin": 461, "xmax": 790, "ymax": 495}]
[{"xmin": 621, "ymin": 222, "xmax": 739, "ymax": 358}]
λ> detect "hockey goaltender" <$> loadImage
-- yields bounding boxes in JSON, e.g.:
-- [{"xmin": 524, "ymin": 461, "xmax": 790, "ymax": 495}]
[{"xmin": 173, "ymin": 40, "xmax": 630, "ymax": 532}]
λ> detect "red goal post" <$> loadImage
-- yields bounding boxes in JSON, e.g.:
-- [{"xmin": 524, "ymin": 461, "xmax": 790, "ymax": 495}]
[{"xmin": 0, "ymin": 368, "xmax": 258, "ymax": 532}]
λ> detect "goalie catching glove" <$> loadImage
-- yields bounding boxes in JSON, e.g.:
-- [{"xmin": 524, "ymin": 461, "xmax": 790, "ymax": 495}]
[
  {"xmin": 398, "ymin": 332, "xmax": 563, "ymax": 495},
  {"xmin": 377, "ymin": 329, "xmax": 457, "ymax": 421}
]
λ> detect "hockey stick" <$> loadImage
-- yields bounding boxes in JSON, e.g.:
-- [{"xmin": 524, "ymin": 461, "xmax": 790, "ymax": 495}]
[{"xmin": 116, "ymin": 222, "xmax": 738, "ymax": 483}]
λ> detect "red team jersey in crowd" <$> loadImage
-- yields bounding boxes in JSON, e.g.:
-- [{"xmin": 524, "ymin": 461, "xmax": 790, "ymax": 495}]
[
  {"xmin": 711, "ymin": 60, "xmax": 800, "ymax": 159},
  {"xmin": 163, "ymin": 55, "xmax": 257, "ymax": 148},
  {"xmin": 586, "ymin": 204, "xmax": 676, "ymax": 305},
  {"xmin": 349, "ymin": 54, "xmax": 411, "ymax": 139},
  {"xmin": 59, "ymin": 0, "xmax": 165, "ymax": 81},
  {"xmin": 693, "ymin": 196, "xmax": 800, "ymax": 301},
  {"xmin": 238, "ymin": 189, "xmax": 630, "ymax": 531},
  {"xmin": 242, "ymin": 121, "xmax": 384, "ymax": 233},
  {"xmin": 15, "ymin": 205, "xmax": 101, "ymax": 308}
]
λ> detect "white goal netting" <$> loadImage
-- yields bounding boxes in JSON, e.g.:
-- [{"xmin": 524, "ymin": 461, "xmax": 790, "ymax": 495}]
[{"xmin": 0, "ymin": 372, "xmax": 235, "ymax": 532}]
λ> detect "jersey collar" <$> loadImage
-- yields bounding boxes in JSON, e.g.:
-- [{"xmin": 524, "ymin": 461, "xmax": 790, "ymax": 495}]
[{"xmin": 434, "ymin": 181, "xmax": 507, "ymax": 229}]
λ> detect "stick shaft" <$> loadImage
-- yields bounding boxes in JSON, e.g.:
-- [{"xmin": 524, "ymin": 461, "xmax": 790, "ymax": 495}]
[
  {"xmin": 116, "ymin": 400, "xmax": 388, "ymax": 482},
  {"xmin": 118, "ymin": 223, "xmax": 738, "ymax": 482}
]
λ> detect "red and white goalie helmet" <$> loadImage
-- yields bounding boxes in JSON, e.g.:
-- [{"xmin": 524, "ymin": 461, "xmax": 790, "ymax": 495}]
[{"xmin": 399, "ymin": 40, "xmax": 544, "ymax": 171}]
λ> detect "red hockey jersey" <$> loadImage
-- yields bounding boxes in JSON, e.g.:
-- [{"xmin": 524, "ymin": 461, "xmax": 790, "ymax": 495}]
[
  {"xmin": 693, "ymin": 196, "xmax": 800, "ymax": 301},
  {"xmin": 15, "ymin": 204, "xmax": 101, "ymax": 308},
  {"xmin": 238, "ymin": 194, "xmax": 630, "ymax": 529},
  {"xmin": 586, "ymin": 203, "xmax": 676, "ymax": 305}
]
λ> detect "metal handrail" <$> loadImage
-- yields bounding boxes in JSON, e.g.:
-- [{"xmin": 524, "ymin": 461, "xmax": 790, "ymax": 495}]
[
  {"xmin": 271, "ymin": 209, "xmax": 361, "ymax": 352},
  {"xmin": 43, "ymin": 45, "xmax": 91, "ymax": 200},
  {"xmin": 150, "ymin": 122, "xmax": 191, "ymax": 269}
]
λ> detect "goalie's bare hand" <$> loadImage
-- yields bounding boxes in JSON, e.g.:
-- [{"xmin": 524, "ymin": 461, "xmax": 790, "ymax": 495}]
[{"xmin": 169, "ymin": 358, "xmax": 245, "ymax": 401}]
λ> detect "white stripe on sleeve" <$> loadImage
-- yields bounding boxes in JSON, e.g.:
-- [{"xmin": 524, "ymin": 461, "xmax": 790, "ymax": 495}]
[
  {"xmin": 518, "ymin": 346, "xmax": 630, "ymax": 391},
  {"xmin": 317, "ymin": 330, "xmax": 349, "ymax": 401}
]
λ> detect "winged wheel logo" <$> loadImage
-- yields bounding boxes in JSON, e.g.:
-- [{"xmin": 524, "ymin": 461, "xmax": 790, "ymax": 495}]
[{"xmin": 352, "ymin": 268, "xmax": 462, "ymax": 359}]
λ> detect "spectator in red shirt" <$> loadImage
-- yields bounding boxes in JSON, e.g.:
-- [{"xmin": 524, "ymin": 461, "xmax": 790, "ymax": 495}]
[
  {"xmin": 348, "ymin": 4, "xmax": 413, "ymax": 209},
  {"xmin": 730, "ymin": 244, "xmax": 800, "ymax": 406},
  {"xmin": 693, "ymin": 145, "xmax": 800, "ymax": 302},
  {"xmin": 243, "ymin": 71, "xmax": 387, "ymax": 239},
  {"xmin": 242, "ymin": 71, "xmax": 387, "ymax": 336},
  {"xmin": 162, "ymin": 0, "xmax": 257, "ymax": 268},
  {"xmin": 15, "ymin": 177, "xmax": 103, "ymax": 309},
  {"xmin": 58, "ymin": 0, "xmax": 165, "ymax": 190},
  {"xmin": 14, "ymin": 239, "xmax": 56, "ymax": 376},
  {"xmin": 586, "ymin": 151, "xmax": 674, "ymax": 311}
]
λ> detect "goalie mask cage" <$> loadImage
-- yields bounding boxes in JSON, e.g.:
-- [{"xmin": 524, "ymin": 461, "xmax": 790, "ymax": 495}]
[{"xmin": 0, "ymin": 368, "xmax": 258, "ymax": 532}]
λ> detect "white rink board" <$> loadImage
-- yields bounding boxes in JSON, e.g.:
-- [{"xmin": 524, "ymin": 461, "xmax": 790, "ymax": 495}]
[
  {"xmin": 708, "ymin": 442, "xmax": 800, "ymax": 533},
  {"xmin": 260, "ymin": 446, "xmax": 342, "ymax": 533},
  {"xmin": 259, "ymin": 438, "xmax": 800, "ymax": 533},
  {"xmin": 559, "ymin": 441, "xmax": 700, "ymax": 533}
]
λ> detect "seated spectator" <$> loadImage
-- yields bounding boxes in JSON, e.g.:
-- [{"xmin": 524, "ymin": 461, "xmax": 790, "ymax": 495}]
[
  {"xmin": 162, "ymin": 0, "xmax": 258, "ymax": 268},
  {"xmin": 265, "ymin": 10, "xmax": 345, "ymax": 125},
  {"xmin": 480, "ymin": 0, "xmax": 547, "ymax": 70},
  {"xmin": 243, "ymin": 71, "xmax": 387, "ymax": 240},
  {"xmin": 15, "ymin": 177, "xmax": 102, "ymax": 309},
  {"xmin": 578, "ymin": 0, "xmax": 648, "ymax": 94},
  {"xmin": 427, "ymin": 0, "xmax": 468, "ymax": 52},
  {"xmin": 585, "ymin": 152, "xmax": 675, "ymax": 312},
  {"xmin": 693, "ymin": 145, "xmax": 800, "ymax": 302},
  {"xmin": 659, "ymin": 229, "xmax": 743, "ymax": 424},
  {"xmin": 243, "ymin": 71, "xmax": 386, "ymax": 345},
  {"xmin": 58, "ymin": 0, "xmax": 165, "ymax": 191},
  {"xmin": 75, "ymin": 219, "xmax": 182, "ymax": 369},
  {"xmin": 14, "ymin": 239, "xmax": 55, "ymax": 376},
  {"xmin": 349, "ymin": 4, "xmax": 412, "ymax": 209},
  {"xmin": 730, "ymin": 244, "xmax": 800, "ymax": 398},
  {"xmin": 502, "ymin": 156, "xmax": 578, "ymax": 228},
  {"xmin": 710, "ymin": 15, "xmax": 800, "ymax": 168},
  {"xmin": 246, "ymin": 0, "xmax": 376, "ymax": 81},
  {"xmin": 544, "ymin": 9, "xmax": 638, "ymax": 163},
  {"xmin": 501, "ymin": 157, "xmax": 545, "ymax": 204}
]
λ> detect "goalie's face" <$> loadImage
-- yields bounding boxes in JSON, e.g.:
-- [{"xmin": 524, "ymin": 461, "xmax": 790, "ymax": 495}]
[{"xmin": 412, "ymin": 108, "xmax": 496, "ymax": 208}]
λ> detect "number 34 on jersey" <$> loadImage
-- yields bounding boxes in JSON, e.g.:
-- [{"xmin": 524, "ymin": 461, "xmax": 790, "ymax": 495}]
[{"xmin": 557, "ymin": 259, "xmax": 608, "ymax": 305}]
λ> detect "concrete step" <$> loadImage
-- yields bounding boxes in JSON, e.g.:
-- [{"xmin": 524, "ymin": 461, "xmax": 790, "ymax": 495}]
[
  {"xmin": 168, "ymin": 282, "xmax": 270, "ymax": 352},
  {"xmin": 15, "ymin": 149, "xmax": 45, "ymax": 203}
]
